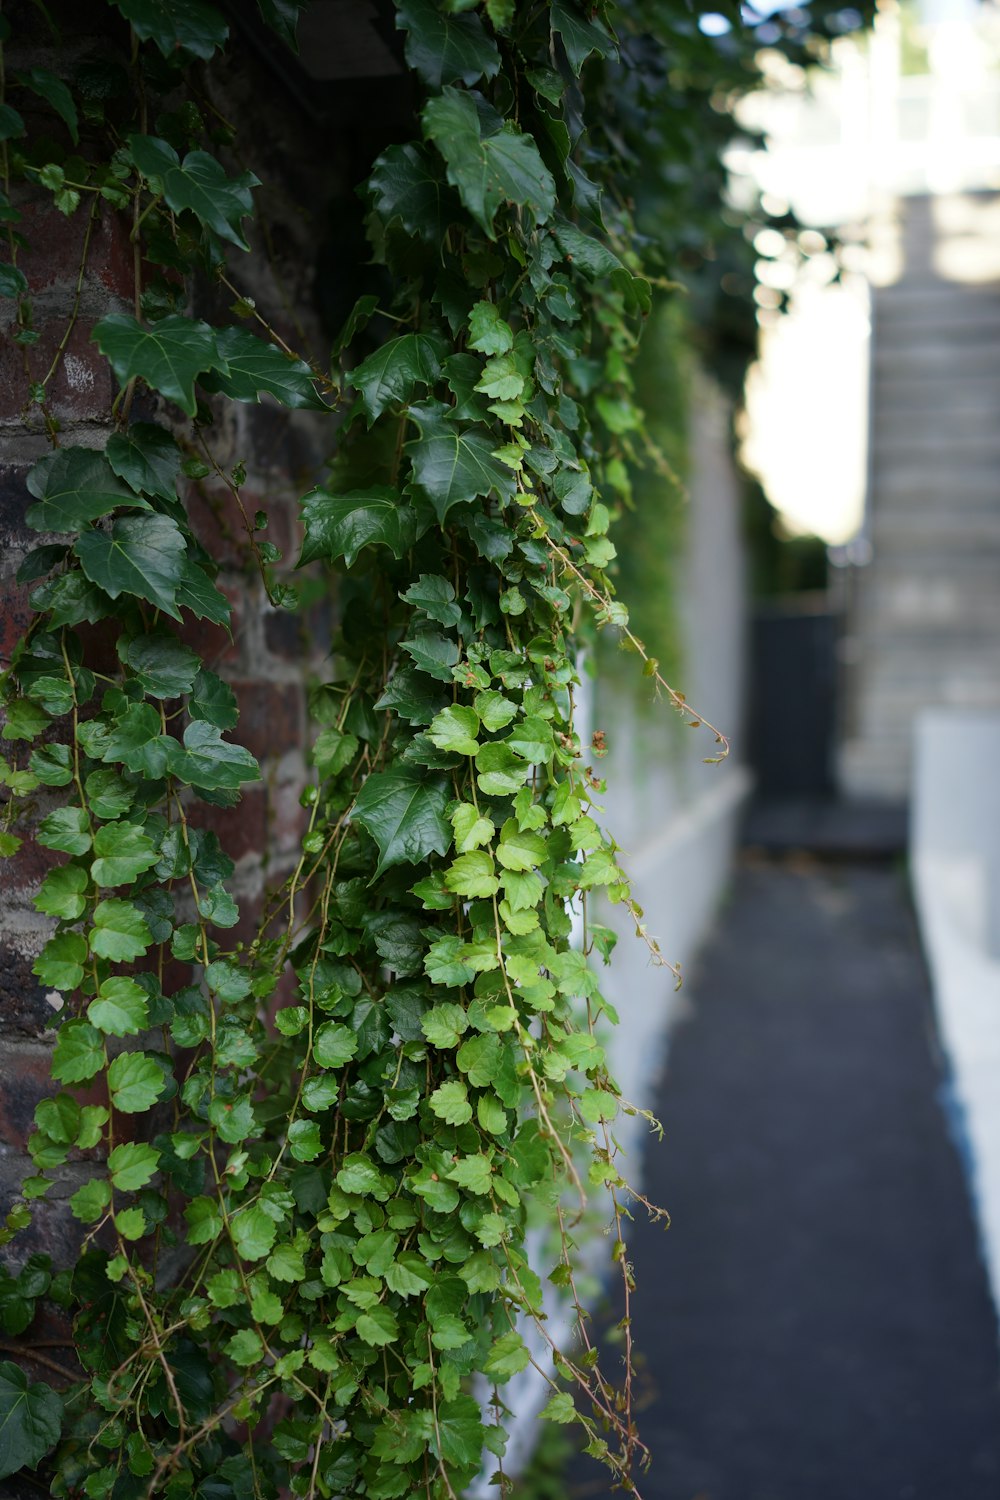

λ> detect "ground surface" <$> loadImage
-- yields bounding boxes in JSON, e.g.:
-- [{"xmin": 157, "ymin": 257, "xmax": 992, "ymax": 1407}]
[{"xmin": 568, "ymin": 854, "xmax": 1000, "ymax": 1500}]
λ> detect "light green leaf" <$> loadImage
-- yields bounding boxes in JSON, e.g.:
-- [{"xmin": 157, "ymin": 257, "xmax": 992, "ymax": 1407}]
[
  {"xmin": 185, "ymin": 1197, "xmax": 224, "ymax": 1246},
  {"xmin": 130, "ymin": 135, "xmax": 258, "ymax": 249},
  {"xmin": 75, "ymin": 512, "xmax": 187, "ymax": 619},
  {"xmin": 423, "ymin": 88, "xmax": 556, "ymax": 239},
  {"xmin": 451, "ymin": 801, "xmax": 494, "ymax": 853},
  {"xmin": 89, "ymin": 899, "xmax": 153, "ymax": 961},
  {"xmin": 34, "ymin": 1093, "xmax": 81, "ymax": 1144},
  {"xmin": 484, "ymin": 1329, "xmax": 530, "ymax": 1381},
  {"xmin": 475, "ymin": 742, "xmax": 529, "ymax": 797},
  {"xmin": 496, "ymin": 820, "xmax": 547, "ymax": 872},
  {"xmin": 405, "ymin": 403, "xmax": 516, "ymax": 522},
  {"xmin": 352, "ymin": 767, "xmax": 450, "ymax": 880},
  {"xmin": 114, "ymin": 1208, "xmax": 146, "ymax": 1240},
  {"xmin": 69, "ymin": 1177, "xmax": 112, "ymax": 1224},
  {"xmin": 203, "ymin": 325, "xmax": 327, "ymax": 409},
  {"xmin": 468, "ymin": 301, "xmax": 513, "ymax": 356},
  {"xmin": 348, "ymin": 332, "xmax": 446, "ymax": 425},
  {"xmin": 428, "ymin": 1078, "xmax": 472, "ymax": 1126},
  {"xmin": 427, "ymin": 704, "xmax": 479, "ymax": 756},
  {"xmin": 107, "ymin": 1141, "xmax": 160, "ymax": 1191},
  {"xmin": 107, "ymin": 1052, "xmax": 167, "ymax": 1113},
  {"xmin": 231, "ymin": 1204, "xmax": 277, "ymax": 1261},
  {"xmin": 539, "ymin": 1389, "xmax": 577, "ymax": 1423},
  {"xmin": 476, "ymin": 1092, "xmax": 508, "ymax": 1135},
  {"xmin": 505, "ymin": 715, "xmax": 555, "ymax": 765},
  {"xmin": 225, "ymin": 1329, "xmax": 264, "ymax": 1367},
  {"xmin": 287, "ymin": 1120, "xmax": 322, "ymax": 1162},
  {"xmin": 109, "ymin": 0, "xmax": 229, "ymax": 60},
  {"xmin": 25, "ymin": 448, "xmax": 135, "ymax": 533},
  {"xmin": 90, "ymin": 822, "xmax": 158, "ymax": 887},
  {"xmin": 474, "ymin": 689, "xmax": 516, "ymax": 731},
  {"xmin": 33, "ymin": 865, "xmax": 88, "ymax": 920},
  {"xmin": 420, "ymin": 1002, "xmax": 469, "ymax": 1049},
  {"xmin": 298, "ymin": 486, "xmax": 418, "ymax": 570},
  {"xmin": 33, "ymin": 932, "xmax": 89, "ymax": 992},
  {"xmin": 445, "ymin": 850, "xmax": 499, "ymax": 899},
  {"xmin": 88, "ymin": 977, "xmax": 149, "ymax": 1037},
  {"xmin": 313, "ymin": 1022, "xmax": 359, "ymax": 1070},
  {"xmin": 447, "ymin": 1153, "xmax": 493, "ymax": 1195},
  {"xmin": 0, "ymin": 1362, "xmax": 62, "ymax": 1480},
  {"xmin": 92, "ymin": 314, "xmax": 226, "ymax": 418}
]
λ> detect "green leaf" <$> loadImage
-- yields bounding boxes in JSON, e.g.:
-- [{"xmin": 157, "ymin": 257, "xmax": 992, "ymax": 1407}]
[
  {"xmin": 2, "ymin": 700, "xmax": 49, "ymax": 741},
  {"xmin": 17, "ymin": 68, "xmax": 79, "ymax": 144},
  {"xmin": 51, "ymin": 1021, "xmax": 106, "ymax": 1084},
  {"xmin": 29, "ymin": 743, "xmax": 73, "ymax": 787},
  {"xmin": 455, "ymin": 1032, "xmax": 501, "ymax": 1087},
  {"xmin": 166, "ymin": 721, "xmax": 261, "ymax": 791},
  {"xmin": 400, "ymin": 631, "xmax": 459, "ymax": 683},
  {"xmin": 355, "ymin": 1305, "xmax": 399, "ymax": 1347},
  {"xmin": 106, "ymin": 423, "xmax": 181, "ymax": 501},
  {"xmin": 231, "ymin": 1204, "xmax": 277, "ymax": 1261},
  {"xmin": 257, "ymin": 0, "xmax": 306, "ymax": 50},
  {"xmin": 474, "ymin": 690, "xmax": 516, "ymax": 731},
  {"xmin": 539, "ymin": 1389, "xmax": 577, "ymax": 1423},
  {"xmin": 0, "ymin": 105, "xmax": 25, "ymax": 142},
  {"xmin": 121, "ymin": 633, "xmax": 200, "ymax": 698},
  {"xmin": 423, "ymin": 88, "xmax": 556, "ymax": 239},
  {"xmin": 550, "ymin": 0, "xmax": 616, "ymax": 73},
  {"xmin": 451, "ymin": 802, "xmax": 494, "ymax": 853},
  {"xmin": 89, "ymin": 823, "xmax": 157, "ymax": 891},
  {"xmin": 34, "ymin": 932, "xmax": 88, "ymax": 993},
  {"xmin": 400, "ymin": 573, "xmax": 461, "ymax": 627},
  {"xmin": 313, "ymin": 1021, "xmax": 359, "ymax": 1070},
  {"xmin": 188, "ymin": 669, "xmax": 238, "ymax": 729},
  {"xmin": 0, "ymin": 262, "xmax": 26, "ymax": 299},
  {"xmin": 445, "ymin": 850, "xmax": 499, "ymax": 898},
  {"xmin": 75, "ymin": 513, "xmax": 187, "ymax": 619},
  {"xmin": 33, "ymin": 865, "xmax": 88, "ymax": 921},
  {"xmin": 369, "ymin": 142, "xmax": 454, "ymax": 244},
  {"xmin": 70, "ymin": 1177, "xmax": 112, "ymax": 1224},
  {"xmin": 421, "ymin": 1002, "xmax": 469, "ymax": 1049},
  {"xmin": 476, "ymin": 742, "xmax": 529, "ymax": 797},
  {"xmin": 185, "ymin": 1197, "xmax": 223, "ymax": 1246},
  {"xmin": 405, "ymin": 404, "xmax": 516, "ymax": 522},
  {"xmin": 114, "ymin": 1208, "xmax": 146, "ymax": 1240},
  {"xmin": 202, "ymin": 326, "xmax": 327, "ymax": 410},
  {"xmin": 298, "ymin": 486, "xmax": 418, "ymax": 569},
  {"xmin": 433, "ymin": 1396, "xmax": 485, "ymax": 1468},
  {"xmin": 98, "ymin": 701, "xmax": 171, "ymax": 777},
  {"xmin": 37, "ymin": 807, "xmax": 91, "ymax": 856},
  {"xmin": 505, "ymin": 715, "xmax": 555, "ymax": 765},
  {"xmin": 107, "ymin": 1052, "xmax": 167, "ymax": 1113},
  {"xmin": 427, "ymin": 704, "xmax": 479, "ymax": 755},
  {"xmin": 468, "ymin": 301, "xmax": 513, "ymax": 356},
  {"xmin": 287, "ymin": 1120, "xmax": 322, "ymax": 1162},
  {"xmin": 353, "ymin": 768, "xmax": 451, "ymax": 880},
  {"xmin": 25, "ymin": 448, "xmax": 135, "ymax": 533},
  {"xmin": 92, "ymin": 314, "xmax": 226, "ymax": 417},
  {"xmin": 110, "ymin": 0, "xmax": 229, "ymax": 60},
  {"xmin": 130, "ymin": 135, "xmax": 258, "ymax": 249},
  {"xmin": 348, "ymin": 333, "xmax": 447, "ymax": 425},
  {"xmin": 496, "ymin": 820, "xmax": 546, "ymax": 871},
  {"xmin": 396, "ymin": 0, "xmax": 501, "ymax": 89},
  {"xmin": 374, "ymin": 666, "xmax": 446, "ymax": 726},
  {"xmin": 476, "ymin": 1092, "xmax": 508, "ymax": 1135},
  {"xmin": 447, "ymin": 1153, "xmax": 493, "ymax": 1195},
  {"xmin": 428, "ymin": 1078, "xmax": 472, "ymax": 1126},
  {"xmin": 225, "ymin": 1329, "xmax": 264, "ymax": 1367},
  {"xmin": 107, "ymin": 1141, "xmax": 160, "ymax": 1191},
  {"xmin": 484, "ymin": 1329, "xmax": 530, "ymax": 1381},
  {"xmin": 89, "ymin": 899, "xmax": 153, "ymax": 961},
  {"xmin": 34, "ymin": 1092, "xmax": 81, "ymax": 1145},
  {"xmin": 88, "ymin": 977, "xmax": 150, "ymax": 1037}
]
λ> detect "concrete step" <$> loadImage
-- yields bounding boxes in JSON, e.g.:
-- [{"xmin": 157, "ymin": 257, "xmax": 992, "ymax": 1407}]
[
  {"xmin": 870, "ymin": 511, "xmax": 1000, "ymax": 545},
  {"xmin": 873, "ymin": 343, "xmax": 1000, "ymax": 378}
]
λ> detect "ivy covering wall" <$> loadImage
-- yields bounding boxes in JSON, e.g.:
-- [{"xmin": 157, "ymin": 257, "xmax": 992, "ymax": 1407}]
[{"xmin": 0, "ymin": 2, "xmax": 870, "ymax": 1496}]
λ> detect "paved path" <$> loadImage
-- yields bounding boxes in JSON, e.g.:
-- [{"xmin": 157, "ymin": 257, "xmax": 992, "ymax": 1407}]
[{"xmin": 569, "ymin": 856, "xmax": 1000, "ymax": 1500}]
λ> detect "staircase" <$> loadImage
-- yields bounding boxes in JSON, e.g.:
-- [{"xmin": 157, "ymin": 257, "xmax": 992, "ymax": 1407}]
[{"xmin": 840, "ymin": 193, "xmax": 1000, "ymax": 801}]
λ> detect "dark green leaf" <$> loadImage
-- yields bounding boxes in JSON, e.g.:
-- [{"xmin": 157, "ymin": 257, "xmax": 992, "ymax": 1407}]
[
  {"xmin": 405, "ymin": 404, "xmax": 515, "ymax": 522},
  {"xmin": 423, "ymin": 88, "xmax": 556, "ymax": 239},
  {"xmin": 110, "ymin": 0, "xmax": 229, "ymax": 60},
  {"xmin": 130, "ymin": 135, "xmax": 258, "ymax": 249},
  {"xmin": 298, "ymin": 486, "xmax": 418, "ymax": 569},
  {"xmin": 352, "ymin": 768, "xmax": 450, "ymax": 880},
  {"xmin": 189, "ymin": 669, "xmax": 238, "ymax": 728},
  {"xmin": 121, "ymin": 632, "xmax": 200, "ymax": 698},
  {"xmin": 0, "ymin": 1361, "xmax": 62, "ymax": 1480},
  {"xmin": 374, "ymin": 666, "xmax": 446, "ymax": 726},
  {"xmin": 369, "ymin": 142, "xmax": 454, "ymax": 243},
  {"xmin": 51, "ymin": 1021, "xmax": 106, "ymax": 1084},
  {"xmin": 348, "ymin": 333, "xmax": 446, "ymax": 425},
  {"xmin": 166, "ymin": 721, "xmax": 260, "ymax": 791},
  {"xmin": 550, "ymin": 0, "xmax": 616, "ymax": 73},
  {"xmin": 0, "ymin": 263, "xmax": 27, "ymax": 299},
  {"xmin": 202, "ymin": 326, "xmax": 327, "ymax": 410},
  {"xmin": 257, "ymin": 0, "xmax": 306, "ymax": 51},
  {"xmin": 75, "ymin": 513, "xmax": 187, "ymax": 618},
  {"xmin": 93, "ymin": 314, "xmax": 226, "ymax": 417},
  {"xmin": 25, "ymin": 448, "xmax": 136, "ymax": 533},
  {"xmin": 90, "ymin": 821, "xmax": 158, "ymax": 887},
  {"xmin": 17, "ymin": 68, "xmax": 79, "ymax": 144},
  {"xmin": 89, "ymin": 898, "xmax": 153, "ymax": 961},
  {"xmin": 105, "ymin": 423, "xmax": 181, "ymax": 501},
  {"xmin": 0, "ymin": 105, "xmax": 25, "ymax": 142},
  {"xmin": 396, "ymin": 0, "xmax": 500, "ymax": 90}
]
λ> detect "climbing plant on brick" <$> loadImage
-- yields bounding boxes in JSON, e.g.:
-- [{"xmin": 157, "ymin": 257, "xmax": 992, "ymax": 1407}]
[{"xmin": 0, "ymin": 0, "xmax": 869, "ymax": 1495}]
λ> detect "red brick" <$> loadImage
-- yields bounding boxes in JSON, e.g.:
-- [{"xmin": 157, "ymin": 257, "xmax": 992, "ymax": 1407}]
[
  {"xmin": 231, "ymin": 681, "xmax": 304, "ymax": 763},
  {"xmin": 0, "ymin": 1048, "xmax": 57, "ymax": 1152},
  {"xmin": 14, "ymin": 199, "xmax": 133, "ymax": 302},
  {"xmin": 187, "ymin": 784, "xmax": 269, "ymax": 866},
  {"xmin": 185, "ymin": 482, "xmax": 257, "ymax": 572},
  {"xmin": 0, "ymin": 940, "xmax": 59, "ymax": 1040},
  {"xmin": 0, "ymin": 316, "xmax": 117, "ymax": 425}
]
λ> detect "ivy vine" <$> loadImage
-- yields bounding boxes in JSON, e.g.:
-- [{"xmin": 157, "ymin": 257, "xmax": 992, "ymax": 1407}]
[{"xmin": 0, "ymin": 0, "xmax": 866, "ymax": 1495}]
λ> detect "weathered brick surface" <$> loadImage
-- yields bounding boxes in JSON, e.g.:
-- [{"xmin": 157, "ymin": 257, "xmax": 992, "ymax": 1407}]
[{"xmin": 0, "ymin": 13, "xmax": 340, "ymax": 1296}]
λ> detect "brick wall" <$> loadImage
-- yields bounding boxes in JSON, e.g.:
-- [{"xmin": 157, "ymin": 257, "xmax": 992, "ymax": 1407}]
[{"xmin": 0, "ymin": 4, "xmax": 345, "ymax": 1271}]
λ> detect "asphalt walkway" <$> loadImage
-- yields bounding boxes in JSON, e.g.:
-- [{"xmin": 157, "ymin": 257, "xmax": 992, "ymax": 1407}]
[{"xmin": 569, "ymin": 855, "xmax": 1000, "ymax": 1500}]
